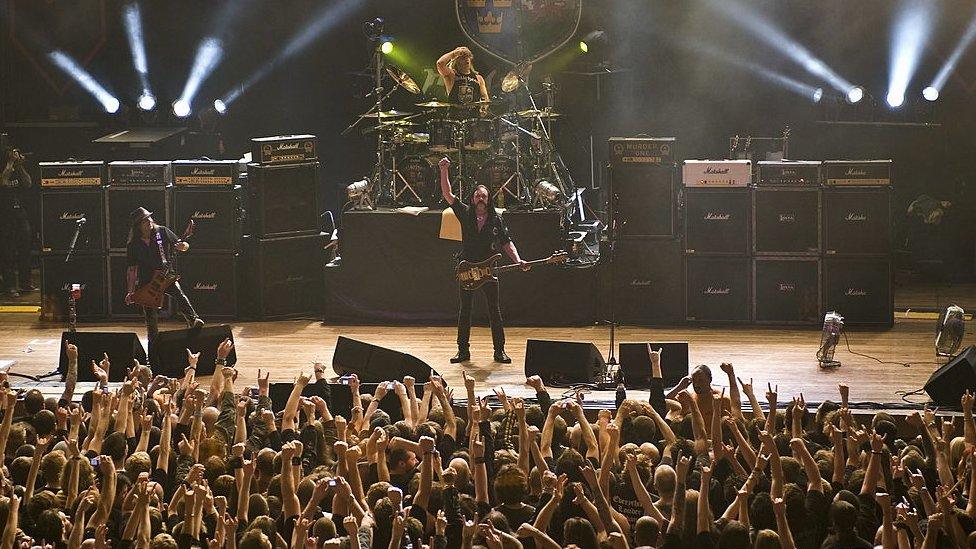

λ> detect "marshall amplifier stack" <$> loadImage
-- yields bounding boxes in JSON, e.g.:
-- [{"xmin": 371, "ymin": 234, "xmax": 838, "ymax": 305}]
[
  {"xmin": 752, "ymin": 161, "xmax": 823, "ymax": 325},
  {"xmin": 39, "ymin": 161, "xmax": 108, "ymax": 320},
  {"xmin": 170, "ymin": 159, "xmax": 244, "ymax": 320},
  {"xmin": 605, "ymin": 137, "xmax": 684, "ymax": 325},
  {"xmin": 682, "ymin": 160, "xmax": 752, "ymax": 322},
  {"xmin": 822, "ymin": 160, "xmax": 893, "ymax": 326},
  {"xmin": 105, "ymin": 161, "xmax": 173, "ymax": 318},
  {"xmin": 241, "ymin": 135, "xmax": 324, "ymax": 319}
]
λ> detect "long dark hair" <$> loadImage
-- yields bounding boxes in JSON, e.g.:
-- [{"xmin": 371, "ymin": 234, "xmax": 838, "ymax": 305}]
[{"xmin": 127, "ymin": 217, "xmax": 155, "ymax": 244}]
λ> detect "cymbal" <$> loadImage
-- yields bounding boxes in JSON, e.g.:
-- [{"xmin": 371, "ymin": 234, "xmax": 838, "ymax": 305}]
[
  {"xmin": 362, "ymin": 109, "xmax": 413, "ymax": 118},
  {"xmin": 516, "ymin": 108, "xmax": 563, "ymax": 119},
  {"xmin": 416, "ymin": 100, "xmax": 458, "ymax": 108},
  {"xmin": 501, "ymin": 64, "xmax": 532, "ymax": 93},
  {"xmin": 378, "ymin": 120, "xmax": 420, "ymax": 127},
  {"xmin": 386, "ymin": 66, "xmax": 421, "ymax": 95}
]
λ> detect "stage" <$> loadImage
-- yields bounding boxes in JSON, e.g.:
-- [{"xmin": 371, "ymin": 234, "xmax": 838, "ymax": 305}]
[{"xmin": 0, "ymin": 312, "xmax": 956, "ymax": 407}]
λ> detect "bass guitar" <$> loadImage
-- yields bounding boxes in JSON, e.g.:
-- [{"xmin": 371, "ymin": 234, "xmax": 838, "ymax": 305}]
[
  {"xmin": 130, "ymin": 221, "xmax": 195, "ymax": 309},
  {"xmin": 456, "ymin": 251, "xmax": 569, "ymax": 290}
]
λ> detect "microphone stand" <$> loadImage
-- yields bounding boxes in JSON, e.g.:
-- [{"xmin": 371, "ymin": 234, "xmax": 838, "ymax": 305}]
[{"xmin": 64, "ymin": 219, "xmax": 85, "ymax": 333}]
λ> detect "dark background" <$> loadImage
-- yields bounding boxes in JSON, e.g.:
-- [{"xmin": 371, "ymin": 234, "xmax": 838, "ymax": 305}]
[{"xmin": 2, "ymin": 0, "xmax": 975, "ymax": 279}]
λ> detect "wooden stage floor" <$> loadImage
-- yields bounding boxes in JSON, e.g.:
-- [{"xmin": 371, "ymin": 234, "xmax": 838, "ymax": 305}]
[{"xmin": 0, "ymin": 313, "xmax": 963, "ymax": 407}]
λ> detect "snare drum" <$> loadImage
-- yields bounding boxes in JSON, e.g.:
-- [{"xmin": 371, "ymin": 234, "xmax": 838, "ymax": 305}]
[
  {"xmin": 463, "ymin": 118, "xmax": 495, "ymax": 151},
  {"xmin": 428, "ymin": 120, "xmax": 458, "ymax": 153},
  {"xmin": 394, "ymin": 155, "xmax": 440, "ymax": 206}
]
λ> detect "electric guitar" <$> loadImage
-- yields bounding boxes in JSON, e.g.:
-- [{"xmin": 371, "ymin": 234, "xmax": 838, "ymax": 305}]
[
  {"xmin": 130, "ymin": 221, "xmax": 195, "ymax": 309},
  {"xmin": 456, "ymin": 251, "xmax": 569, "ymax": 290}
]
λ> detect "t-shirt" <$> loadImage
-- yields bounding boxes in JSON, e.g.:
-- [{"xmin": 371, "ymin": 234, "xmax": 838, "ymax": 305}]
[
  {"xmin": 494, "ymin": 502, "xmax": 536, "ymax": 529},
  {"xmin": 449, "ymin": 200, "xmax": 511, "ymax": 262},
  {"xmin": 126, "ymin": 225, "xmax": 179, "ymax": 286}
]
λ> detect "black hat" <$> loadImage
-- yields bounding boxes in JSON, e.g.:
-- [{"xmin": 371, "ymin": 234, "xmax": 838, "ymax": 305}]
[{"xmin": 130, "ymin": 207, "xmax": 153, "ymax": 224}]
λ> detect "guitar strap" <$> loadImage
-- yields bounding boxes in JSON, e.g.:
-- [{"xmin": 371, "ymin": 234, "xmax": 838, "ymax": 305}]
[{"xmin": 154, "ymin": 228, "xmax": 169, "ymax": 267}]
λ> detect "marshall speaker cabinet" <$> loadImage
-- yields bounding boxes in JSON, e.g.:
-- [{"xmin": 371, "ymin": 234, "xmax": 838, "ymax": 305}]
[
  {"xmin": 823, "ymin": 256, "xmax": 893, "ymax": 326},
  {"xmin": 608, "ymin": 238, "xmax": 684, "ymax": 324},
  {"xmin": 106, "ymin": 185, "xmax": 171, "ymax": 251},
  {"xmin": 241, "ymin": 233, "xmax": 327, "ymax": 319},
  {"xmin": 609, "ymin": 137, "xmax": 677, "ymax": 238},
  {"xmin": 685, "ymin": 256, "xmax": 751, "ymax": 322},
  {"xmin": 823, "ymin": 187, "xmax": 891, "ymax": 255},
  {"xmin": 40, "ymin": 187, "xmax": 106, "ymax": 253},
  {"xmin": 172, "ymin": 185, "xmax": 243, "ymax": 252},
  {"xmin": 684, "ymin": 188, "xmax": 751, "ymax": 255},
  {"xmin": 176, "ymin": 252, "xmax": 240, "ymax": 319},
  {"xmin": 753, "ymin": 257, "xmax": 821, "ymax": 324},
  {"xmin": 41, "ymin": 253, "xmax": 107, "ymax": 320}
]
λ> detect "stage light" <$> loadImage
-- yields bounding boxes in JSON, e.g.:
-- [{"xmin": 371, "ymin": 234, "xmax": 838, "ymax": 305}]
[
  {"xmin": 213, "ymin": 99, "xmax": 227, "ymax": 114},
  {"xmin": 137, "ymin": 93, "xmax": 156, "ymax": 111},
  {"xmin": 706, "ymin": 0, "xmax": 855, "ymax": 94},
  {"xmin": 218, "ymin": 0, "xmax": 360, "ymax": 108},
  {"xmin": 346, "ymin": 179, "xmax": 374, "ymax": 210},
  {"xmin": 381, "ymin": 39, "xmax": 394, "ymax": 55},
  {"xmin": 48, "ymin": 51, "xmax": 121, "ymax": 114},
  {"xmin": 534, "ymin": 180, "xmax": 563, "ymax": 207},
  {"xmin": 175, "ymin": 37, "xmax": 223, "ymax": 117},
  {"xmin": 886, "ymin": 91, "xmax": 905, "ymax": 108},
  {"xmin": 172, "ymin": 99, "xmax": 191, "ymax": 118},
  {"xmin": 927, "ymin": 12, "xmax": 976, "ymax": 100},
  {"xmin": 936, "ymin": 305, "xmax": 966, "ymax": 357},
  {"xmin": 813, "ymin": 88, "xmax": 824, "ymax": 103},
  {"xmin": 887, "ymin": 2, "xmax": 933, "ymax": 114},
  {"xmin": 923, "ymin": 86, "xmax": 939, "ymax": 101},
  {"xmin": 847, "ymin": 86, "xmax": 864, "ymax": 104},
  {"xmin": 817, "ymin": 311, "xmax": 844, "ymax": 368},
  {"xmin": 579, "ymin": 41, "xmax": 588, "ymax": 53},
  {"xmin": 578, "ymin": 30, "xmax": 606, "ymax": 57}
]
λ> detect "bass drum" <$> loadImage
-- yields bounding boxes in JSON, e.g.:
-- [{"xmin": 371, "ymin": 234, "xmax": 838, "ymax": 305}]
[
  {"xmin": 395, "ymin": 155, "xmax": 441, "ymax": 206},
  {"xmin": 463, "ymin": 118, "xmax": 495, "ymax": 151},
  {"xmin": 476, "ymin": 155, "xmax": 521, "ymax": 204}
]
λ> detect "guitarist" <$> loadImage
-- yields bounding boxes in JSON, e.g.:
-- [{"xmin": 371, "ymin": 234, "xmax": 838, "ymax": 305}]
[
  {"xmin": 439, "ymin": 157, "xmax": 526, "ymax": 364},
  {"xmin": 124, "ymin": 207, "xmax": 203, "ymax": 352}
]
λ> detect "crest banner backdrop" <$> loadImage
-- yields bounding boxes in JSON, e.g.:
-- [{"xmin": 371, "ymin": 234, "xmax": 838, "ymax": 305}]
[{"xmin": 456, "ymin": 0, "xmax": 582, "ymax": 65}]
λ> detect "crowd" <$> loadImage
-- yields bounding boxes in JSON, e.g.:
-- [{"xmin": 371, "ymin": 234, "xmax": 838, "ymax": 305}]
[{"xmin": 0, "ymin": 340, "xmax": 973, "ymax": 549}]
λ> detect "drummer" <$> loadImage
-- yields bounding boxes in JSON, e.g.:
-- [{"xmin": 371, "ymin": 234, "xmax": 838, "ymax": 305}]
[{"xmin": 436, "ymin": 46, "xmax": 489, "ymax": 117}]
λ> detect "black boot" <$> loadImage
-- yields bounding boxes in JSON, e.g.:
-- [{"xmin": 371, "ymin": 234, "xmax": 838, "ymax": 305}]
[
  {"xmin": 494, "ymin": 350, "xmax": 512, "ymax": 364},
  {"xmin": 450, "ymin": 349, "xmax": 471, "ymax": 363}
]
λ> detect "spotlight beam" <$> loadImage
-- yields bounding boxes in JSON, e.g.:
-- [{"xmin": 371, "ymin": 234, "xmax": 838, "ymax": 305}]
[
  {"xmin": 123, "ymin": 2, "xmax": 151, "ymax": 94},
  {"xmin": 220, "ymin": 0, "xmax": 360, "ymax": 106},
  {"xmin": 887, "ymin": 1, "xmax": 934, "ymax": 108},
  {"xmin": 705, "ymin": 0, "xmax": 855, "ymax": 93},
  {"xmin": 48, "ymin": 51, "xmax": 120, "ymax": 113},
  {"xmin": 175, "ymin": 38, "xmax": 223, "ymax": 112},
  {"xmin": 684, "ymin": 40, "xmax": 823, "ymax": 101},
  {"xmin": 929, "ymin": 11, "xmax": 976, "ymax": 92}
]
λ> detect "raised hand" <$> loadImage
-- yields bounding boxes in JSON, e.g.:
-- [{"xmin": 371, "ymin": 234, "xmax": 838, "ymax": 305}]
[
  {"xmin": 65, "ymin": 341, "xmax": 78, "ymax": 362},
  {"xmin": 719, "ymin": 362, "xmax": 734, "ymax": 376},
  {"xmin": 525, "ymin": 375, "xmax": 544, "ymax": 392},
  {"xmin": 216, "ymin": 338, "xmax": 234, "ymax": 360},
  {"xmin": 186, "ymin": 349, "xmax": 200, "ymax": 369},
  {"xmin": 737, "ymin": 376, "xmax": 754, "ymax": 396}
]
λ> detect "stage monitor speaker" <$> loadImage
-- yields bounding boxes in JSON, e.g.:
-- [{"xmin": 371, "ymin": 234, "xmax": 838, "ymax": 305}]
[
  {"xmin": 823, "ymin": 256, "xmax": 892, "ymax": 326},
  {"xmin": 684, "ymin": 188, "xmax": 750, "ymax": 255},
  {"xmin": 752, "ymin": 187, "xmax": 820, "ymax": 255},
  {"xmin": 685, "ymin": 256, "xmax": 751, "ymax": 322},
  {"xmin": 609, "ymin": 239, "xmax": 684, "ymax": 324},
  {"xmin": 59, "ymin": 331, "xmax": 146, "ymax": 382},
  {"xmin": 823, "ymin": 187, "xmax": 891, "ymax": 255},
  {"xmin": 173, "ymin": 185, "xmax": 243, "ymax": 251},
  {"xmin": 613, "ymin": 165, "xmax": 675, "ymax": 238},
  {"xmin": 753, "ymin": 257, "xmax": 821, "ymax": 324},
  {"xmin": 332, "ymin": 336, "xmax": 436, "ymax": 383},
  {"xmin": 41, "ymin": 253, "xmax": 107, "ymax": 320},
  {"xmin": 148, "ymin": 324, "xmax": 236, "ymax": 376},
  {"xmin": 924, "ymin": 346, "xmax": 976, "ymax": 406},
  {"xmin": 177, "ymin": 252, "xmax": 239, "ymax": 319},
  {"xmin": 619, "ymin": 342, "xmax": 688, "ymax": 389},
  {"xmin": 106, "ymin": 185, "xmax": 171, "ymax": 250},
  {"xmin": 523, "ymin": 339, "xmax": 605, "ymax": 386},
  {"xmin": 245, "ymin": 162, "xmax": 320, "ymax": 238},
  {"xmin": 40, "ymin": 187, "xmax": 106, "ymax": 253},
  {"xmin": 328, "ymin": 382, "xmax": 425, "ymax": 423},
  {"xmin": 240, "ymin": 233, "xmax": 326, "ymax": 319}
]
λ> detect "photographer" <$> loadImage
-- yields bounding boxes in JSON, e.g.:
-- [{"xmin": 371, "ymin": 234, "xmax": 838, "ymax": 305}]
[{"xmin": 0, "ymin": 146, "xmax": 34, "ymax": 298}]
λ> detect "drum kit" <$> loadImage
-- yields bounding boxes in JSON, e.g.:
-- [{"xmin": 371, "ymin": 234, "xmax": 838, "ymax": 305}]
[{"xmin": 353, "ymin": 64, "xmax": 572, "ymax": 209}]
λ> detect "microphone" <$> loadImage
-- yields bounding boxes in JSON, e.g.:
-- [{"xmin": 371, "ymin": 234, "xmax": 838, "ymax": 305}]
[{"xmin": 76, "ymin": 217, "xmax": 87, "ymax": 225}]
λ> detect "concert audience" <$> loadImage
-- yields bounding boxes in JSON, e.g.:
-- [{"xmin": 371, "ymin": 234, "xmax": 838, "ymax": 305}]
[{"xmin": 0, "ymin": 340, "xmax": 973, "ymax": 549}]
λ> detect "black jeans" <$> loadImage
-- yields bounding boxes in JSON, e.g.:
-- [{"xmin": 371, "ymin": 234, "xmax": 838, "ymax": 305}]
[
  {"xmin": 457, "ymin": 280, "xmax": 505, "ymax": 353},
  {"xmin": 144, "ymin": 280, "xmax": 199, "ymax": 356},
  {"xmin": 0, "ymin": 206, "xmax": 32, "ymax": 290}
]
